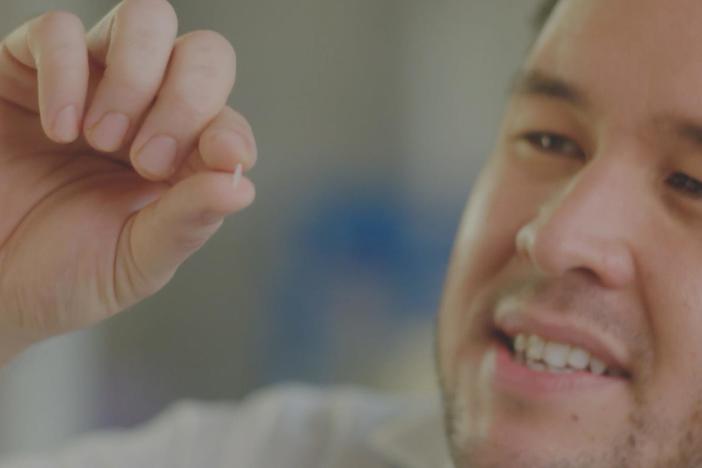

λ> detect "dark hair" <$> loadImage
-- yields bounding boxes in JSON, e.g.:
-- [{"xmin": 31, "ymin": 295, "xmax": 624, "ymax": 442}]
[{"xmin": 534, "ymin": 0, "xmax": 560, "ymax": 32}]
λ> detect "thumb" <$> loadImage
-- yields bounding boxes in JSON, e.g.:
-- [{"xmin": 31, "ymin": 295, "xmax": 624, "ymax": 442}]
[{"xmin": 115, "ymin": 166, "xmax": 254, "ymax": 304}]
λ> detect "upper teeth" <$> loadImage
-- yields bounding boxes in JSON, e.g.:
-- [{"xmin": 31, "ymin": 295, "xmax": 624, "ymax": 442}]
[{"xmin": 512, "ymin": 333, "xmax": 613, "ymax": 376}]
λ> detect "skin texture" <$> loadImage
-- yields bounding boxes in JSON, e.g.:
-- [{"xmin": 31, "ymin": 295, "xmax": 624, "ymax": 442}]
[
  {"xmin": 0, "ymin": 0, "xmax": 257, "ymax": 364},
  {"xmin": 437, "ymin": 0, "xmax": 702, "ymax": 467}
]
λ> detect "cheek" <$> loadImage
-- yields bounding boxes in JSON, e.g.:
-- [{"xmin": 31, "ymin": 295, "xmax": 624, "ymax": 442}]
[
  {"xmin": 625, "ymin": 226, "xmax": 702, "ymax": 447},
  {"xmin": 641, "ymin": 250, "xmax": 702, "ymax": 390},
  {"xmin": 438, "ymin": 156, "xmax": 550, "ymax": 379}
]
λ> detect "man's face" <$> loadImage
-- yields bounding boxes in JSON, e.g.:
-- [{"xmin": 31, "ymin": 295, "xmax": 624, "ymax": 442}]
[{"xmin": 437, "ymin": 1, "xmax": 702, "ymax": 467}]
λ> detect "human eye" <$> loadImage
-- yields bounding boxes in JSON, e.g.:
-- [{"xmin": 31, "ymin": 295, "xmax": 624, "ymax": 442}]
[
  {"xmin": 521, "ymin": 131, "xmax": 585, "ymax": 160},
  {"xmin": 667, "ymin": 172, "xmax": 702, "ymax": 199}
]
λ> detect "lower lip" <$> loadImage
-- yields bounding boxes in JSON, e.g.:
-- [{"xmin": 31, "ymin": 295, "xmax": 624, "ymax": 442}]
[{"xmin": 492, "ymin": 340, "xmax": 624, "ymax": 399}]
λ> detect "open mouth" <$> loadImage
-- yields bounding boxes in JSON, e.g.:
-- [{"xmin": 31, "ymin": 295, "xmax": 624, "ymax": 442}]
[{"xmin": 493, "ymin": 329, "xmax": 630, "ymax": 380}]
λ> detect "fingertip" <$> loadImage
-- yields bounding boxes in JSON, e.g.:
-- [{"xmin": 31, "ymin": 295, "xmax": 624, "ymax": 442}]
[
  {"xmin": 233, "ymin": 175, "xmax": 256, "ymax": 210},
  {"xmin": 187, "ymin": 171, "xmax": 256, "ymax": 216},
  {"xmin": 204, "ymin": 175, "xmax": 255, "ymax": 224},
  {"xmin": 22, "ymin": 10, "xmax": 90, "ymax": 145},
  {"xmin": 200, "ymin": 129, "xmax": 257, "ymax": 172},
  {"xmin": 85, "ymin": 112, "xmax": 131, "ymax": 152},
  {"xmin": 50, "ymin": 104, "xmax": 81, "ymax": 143},
  {"xmin": 130, "ymin": 135, "xmax": 179, "ymax": 181}
]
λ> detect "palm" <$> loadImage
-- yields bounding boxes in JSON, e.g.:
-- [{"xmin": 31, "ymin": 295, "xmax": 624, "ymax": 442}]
[{"xmin": 0, "ymin": 101, "xmax": 165, "ymax": 335}]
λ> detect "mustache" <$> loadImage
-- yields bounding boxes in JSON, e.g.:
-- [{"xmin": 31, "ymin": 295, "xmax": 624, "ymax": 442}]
[{"xmin": 491, "ymin": 272, "xmax": 647, "ymax": 353}]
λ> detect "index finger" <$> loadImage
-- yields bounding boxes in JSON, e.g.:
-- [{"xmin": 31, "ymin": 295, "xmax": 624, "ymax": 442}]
[
  {"xmin": 83, "ymin": 0, "xmax": 178, "ymax": 153},
  {"xmin": 2, "ymin": 11, "xmax": 89, "ymax": 143}
]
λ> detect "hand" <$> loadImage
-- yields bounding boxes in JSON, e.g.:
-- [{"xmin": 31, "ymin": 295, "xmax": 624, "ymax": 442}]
[{"xmin": 0, "ymin": 0, "xmax": 257, "ymax": 363}]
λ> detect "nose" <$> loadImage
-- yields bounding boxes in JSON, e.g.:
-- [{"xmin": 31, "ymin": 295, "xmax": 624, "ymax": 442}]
[{"xmin": 515, "ymin": 160, "xmax": 637, "ymax": 289}]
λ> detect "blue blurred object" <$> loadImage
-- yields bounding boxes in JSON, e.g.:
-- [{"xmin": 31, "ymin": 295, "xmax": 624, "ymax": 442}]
[{"xmin": 263, "ymin": 181, "xmax": 463, "ymax": 384}]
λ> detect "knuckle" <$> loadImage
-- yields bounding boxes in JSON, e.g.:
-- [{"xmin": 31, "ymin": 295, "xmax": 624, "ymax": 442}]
[
  {"xmin": 118, "ymin": 0, "xmax": 178, "ymax": 44},
  {"xmin": 168, "ymin": 90, "xmax": 212, "ymax": 120},
  {"xmin": 173, "ymin": 31, "xmax": 237, "ymax": 93},
  {"xmin": 29, "ymin": 11, "xmax": 85, "ymax": 65},
  {"xmin": 180, "ymin": 30, "xmax": 236, "ymax": 69},
  {"xmin": 32, "ymin": 10, "xmax": 84, "ymax": 37},
  {"xmin": 124, "ymin": 26, "xmax": 169, "ymax": 60},
  {"xmin": 171, "ymin": 223, "xmax": 214, "ymax": 251},
  {"xmin": 189, "ymin": 60, "xmax": 229, "ymax": 88},
  {"xmin": 121, "ymin": 0, "xmax": 178, "ymax": 28},
  {"xmin": 104, "ymin": 66, "xmax": 158, "ymax": 102}
]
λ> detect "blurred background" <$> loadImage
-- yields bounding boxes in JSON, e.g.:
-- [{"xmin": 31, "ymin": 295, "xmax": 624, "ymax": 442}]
[{"xmin": 0, "ymin": 0, "xmax": 541, "ymax": 458}]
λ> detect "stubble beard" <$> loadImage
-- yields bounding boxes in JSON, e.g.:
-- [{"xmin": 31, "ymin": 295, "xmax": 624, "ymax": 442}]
[{"xmin": 437, "ymin": 367, "xmax": 702, "ymax": 468}]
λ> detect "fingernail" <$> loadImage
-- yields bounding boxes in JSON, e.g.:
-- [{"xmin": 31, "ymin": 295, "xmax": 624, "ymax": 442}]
[
  {"xmin": 217, "ymin": 131, "xmax": 255, "ymax": 167},
  {"xmin": 89, "ymin": 112, "xmax": 130, "ymax": 152},
  {"xmin": 232, "ymin": 163, "xmax": 243, "ymax": 189},
  {"xmin": 136, "ymin": 135, "xmax": 178, "ymax": 178},
  {"xmin": 53, "ymin": 105, "xmax": 79, "ymax": 143}
]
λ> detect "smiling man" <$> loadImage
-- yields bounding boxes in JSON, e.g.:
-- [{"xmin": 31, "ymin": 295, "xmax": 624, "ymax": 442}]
[
  {"xmin": 438, "ymin": 0, "xmax": 702, "ymax": 466},
  {"xmin": 1, "ymin": 0, "xmax": 699, "ymax": 467}
]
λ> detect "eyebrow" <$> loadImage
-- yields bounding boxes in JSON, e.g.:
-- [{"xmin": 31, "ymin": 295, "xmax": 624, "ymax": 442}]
[
  {"xmin": 645, "ymin": 110, "xmax": 702, "ymax": 152},
  {"xmin": 512, "ymin": 71, "xmax": 702, "ymax": 152},
  {"xmin": 512, "ymin": 71, "xmax": 702, "ymax": 151},
  {"xmin": 511, "ymin": 70, "xmax": 590, "ymax": 109},
  {"xmin": 667, "ymin": 119, "xmax": 702, "ymax": 149}
]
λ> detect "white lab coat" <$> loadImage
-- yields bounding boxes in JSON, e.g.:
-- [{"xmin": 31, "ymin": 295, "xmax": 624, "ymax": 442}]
[{"xmin": 0, "ymin": 385, "xmax": 453, "ymax": 468}]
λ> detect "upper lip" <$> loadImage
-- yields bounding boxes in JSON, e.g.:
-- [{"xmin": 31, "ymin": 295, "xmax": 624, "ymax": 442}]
[{"xmin": 494, "ymin": 312, "xmax": 632, "ymax": 377}]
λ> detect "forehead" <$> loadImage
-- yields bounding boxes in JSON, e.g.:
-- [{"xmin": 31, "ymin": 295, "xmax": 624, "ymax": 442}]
[{"xmin": 525, "ymin": 0, "xmax": 702, "ymax": 121}]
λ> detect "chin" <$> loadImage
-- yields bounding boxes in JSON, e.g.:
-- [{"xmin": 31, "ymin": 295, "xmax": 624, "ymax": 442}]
[
  {"xmin": 441, "ymin": 347, "xmax": 633, "ymax": 468},
  {"xmin": 448, "ymin": 430, "xmax": 605, "ymax": 468}
]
